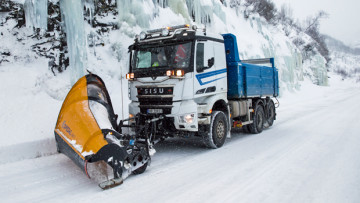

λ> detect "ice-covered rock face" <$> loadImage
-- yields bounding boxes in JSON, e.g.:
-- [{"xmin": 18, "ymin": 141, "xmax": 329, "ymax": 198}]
[
  {"xmin": 117, "ymin": 0, "xmax": 154, "ymax": 28},
  {"xmin": 184, "ymin": 0, "xmax": 225, "ymax": 25},
  {"xmin": 60, "ymin": 0, "xmax": 87, "ymax": 84},
  {"xmin": 24, "ymin": 0, "xmax": 47, "ymax": 31},
  {"xmin": 215, "ymin": 11, "xmax": 306, "ymax": 94},
  {"xmin": 249, "ymin": 17, "xmax": 305, "ymax": 92}
]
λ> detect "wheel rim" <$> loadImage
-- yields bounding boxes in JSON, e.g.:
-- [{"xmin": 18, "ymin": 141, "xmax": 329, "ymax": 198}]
[{"xmin": 216, "ymin": 121, "xmax": 225, "ymax": 140}]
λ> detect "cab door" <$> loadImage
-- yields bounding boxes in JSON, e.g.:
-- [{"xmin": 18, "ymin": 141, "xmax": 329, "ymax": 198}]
[
  {"xmin": 194, "ymin": 40, "xmax": 217, "ymax": 97},
  {"xmin": 213, "ymin": 41, "xmax": 227, "ymax": 94}
]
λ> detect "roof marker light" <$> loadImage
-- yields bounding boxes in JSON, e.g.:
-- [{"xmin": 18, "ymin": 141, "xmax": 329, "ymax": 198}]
[
  {"xmin": 161, "ymin": 28, "xmax": 169, "ymax": 36},
  {"xmin": 139, "ymin": 31, "xmax": 147, "ymax": 40}
]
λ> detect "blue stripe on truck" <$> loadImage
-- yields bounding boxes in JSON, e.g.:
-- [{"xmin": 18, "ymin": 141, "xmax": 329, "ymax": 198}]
[{"xmin": 196, "ymin": 68, "xmax": 227, "ymax": 86}]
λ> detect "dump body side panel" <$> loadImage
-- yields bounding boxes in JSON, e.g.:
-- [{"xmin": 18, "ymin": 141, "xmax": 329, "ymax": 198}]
[
  {"xmin": 243, "ymin": 63, "xmax": 277, "ymax": 97},
  {"xmin": 222, "ymin": 33, "xmax": 279, "ymax": 99},
  {"xmin": 227, "ymin": 61, "xmax": 245, "ymax": 98}
]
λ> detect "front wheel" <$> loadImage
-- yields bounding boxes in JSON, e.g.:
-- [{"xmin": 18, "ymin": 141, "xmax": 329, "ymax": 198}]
[
  {"xmin": 202, "ymin": 111, "xmax": 228, "ymax": 149},
  {"xmin": 132, "ymin": 162, "xmax": 148, "ymax": 175}
]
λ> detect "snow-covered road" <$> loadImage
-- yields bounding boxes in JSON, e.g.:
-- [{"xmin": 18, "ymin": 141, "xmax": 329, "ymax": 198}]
[{"xmin": 1, "ymin": 79, "xmax": 360, "ymax": 202}]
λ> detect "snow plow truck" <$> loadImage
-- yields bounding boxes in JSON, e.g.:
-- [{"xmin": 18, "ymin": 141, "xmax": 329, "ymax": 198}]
[{"xmin": 54, "ymin": 24, "xmax": 279, "ymax": 189}]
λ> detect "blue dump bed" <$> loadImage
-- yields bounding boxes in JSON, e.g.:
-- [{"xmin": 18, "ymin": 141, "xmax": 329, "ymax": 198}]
[{"xmin": 222, "ymin": 34, "xmax": 279, "ymax": 99}]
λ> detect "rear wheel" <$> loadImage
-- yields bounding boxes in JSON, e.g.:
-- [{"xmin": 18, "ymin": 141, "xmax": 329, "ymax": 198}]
[
  {"xmin": 266, "ymin": 100, "xmax": 275, "ymax": 127},
  {"xmin": 249, "ymin": 104, "xmax": 265, "ymax": 134},
  {"xmin": 203, "ymin": 111, "xmax": 228, "ymax": 149},
  {"xmin": 242, "ymin": 125, "xmax": 251, "ymax": 133}
]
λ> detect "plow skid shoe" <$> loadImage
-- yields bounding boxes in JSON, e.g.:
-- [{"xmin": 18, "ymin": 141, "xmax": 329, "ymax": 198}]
[
  {"xmin": 54, "ymin": 74, "xmax": 151, "ymax": 189},
  {"xmin": 99, "ymin": 178, "xmax": 124, "ymax": 190}
]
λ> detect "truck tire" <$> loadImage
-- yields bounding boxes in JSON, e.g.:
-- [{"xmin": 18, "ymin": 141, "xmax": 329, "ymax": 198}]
[
  {"xmin": 203, "ymin": 111, "xmax": 228, "ymax": 149},
  {"xmin": 242, "ymin": 125, "xmax": 251, "ymax": 133},
  {"xmin": 266, "ymin": 100, "xmax": 275, "ymax": 127},
  {"xmin": 132, "ymin": 162, "xmax": 148, "ymax": 175},
  {"xmin": 249, "ymin": 104, "xmax": 265, "ymax": 134}
]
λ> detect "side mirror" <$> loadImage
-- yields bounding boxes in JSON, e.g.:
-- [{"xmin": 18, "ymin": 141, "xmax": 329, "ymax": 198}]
[
  {"xmin": 208, "ymin": 57, "xmax": 214, "ymax": 68},
  {"xmin": 197, "ymin": 57, "xmax": 215, "ymax": 73}
]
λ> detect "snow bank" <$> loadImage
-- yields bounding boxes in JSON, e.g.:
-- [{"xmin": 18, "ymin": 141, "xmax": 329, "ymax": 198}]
[
  {"xmin": 0, "ymin": 61, "xmax": 65, "ymax": 164},
  {"xmin": 0, "ymin": 138, "xmax": 56, "ymax": 164}
]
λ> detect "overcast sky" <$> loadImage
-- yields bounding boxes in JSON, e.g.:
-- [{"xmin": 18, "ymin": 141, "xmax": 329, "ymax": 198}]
[{"xmin": 272, "ymin": 0, "xmax": 360, "ymax": 46}]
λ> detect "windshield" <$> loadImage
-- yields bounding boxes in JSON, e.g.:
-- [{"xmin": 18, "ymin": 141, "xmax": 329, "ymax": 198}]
[{"xmin": 132, "ymin": 42, "xmax": 192, "ymax": 70}]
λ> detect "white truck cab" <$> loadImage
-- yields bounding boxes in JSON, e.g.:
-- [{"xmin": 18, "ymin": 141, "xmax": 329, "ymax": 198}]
[{"xmin": 126, "ymin": 25, "xmax": 230, "ymax": 147}]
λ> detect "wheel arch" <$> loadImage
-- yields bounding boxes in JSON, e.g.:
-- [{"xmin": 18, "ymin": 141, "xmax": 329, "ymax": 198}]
[
  {"xmin": 254, "ymin": 98, "xmax": 265, "ymax": 109},
  {"xmin": 212, "ymin": 99, "xmax": 229, "ymax": 115}
]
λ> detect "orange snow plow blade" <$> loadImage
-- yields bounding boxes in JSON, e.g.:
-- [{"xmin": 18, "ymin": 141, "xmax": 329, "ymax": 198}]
[{"xmin": 54, "ymin": 74, "xmax": 151, "ymax": 189}]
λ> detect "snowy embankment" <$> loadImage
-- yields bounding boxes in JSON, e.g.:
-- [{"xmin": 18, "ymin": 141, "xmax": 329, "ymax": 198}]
[
  {"xmin": 1, "ymin": 73, "xmax": 360, "ymax": 202},
  {"xmin": 0, "ymin": 59, "xmax": 124, "ymax": 164},
  {"xmin": 0, "ymin": 61, "xmax": 58, "ymax": 163}
]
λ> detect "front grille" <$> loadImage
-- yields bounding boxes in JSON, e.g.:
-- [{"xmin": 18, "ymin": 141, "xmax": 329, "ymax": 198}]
[{"xmin": 137, "ymin": 86, "xmax": 174, "ymax": 114}]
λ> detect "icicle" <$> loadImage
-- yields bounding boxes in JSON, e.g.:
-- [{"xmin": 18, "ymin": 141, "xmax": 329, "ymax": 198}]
[
  {"xmin": 159, "ymin": 0, "xmax": 168, "ymax": 8},
  {"xmin": 60, "ymin": 0, "xmax": 88, "ymax": 85},
  {"xmin": 152, "ymin": 0, "xmax": 168, "ymax": 8},
  {"xmin": 117, "ymin": 0, "xmax": 150, "ymax": 28},
  {"xmin": 24, "ymin": 0, "xmax": 48, "ymax": 30},
  {"xmin": 185, "ymin": 0, "xmax": 216, "ymax": 25},
  {"xmin": 212, "ymin": 0, "xmax": 226, "ymax": 23},
  {"xmin": 167, "ymin": 0, "xmax": 191, "ymax": 22},
  {"xmin": 194, "ymin": 0, "xmax": 201, "ymax": 23},
  {"xmin": 84, "ymin": 0, "xmax": 95, "ymax": 26}
]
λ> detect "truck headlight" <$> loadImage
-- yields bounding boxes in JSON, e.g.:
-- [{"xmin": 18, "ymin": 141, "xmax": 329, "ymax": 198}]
[
  {"xmin": 176, "ymin": 70, "xmax": 184, "ymax": 77},
  {"xmin": 126, "ymin": 73, "xmax": 135, "ymax": 80},
  {"xmin": 180, "ymin": 113, "xmax": 195, "ymax": 124}
]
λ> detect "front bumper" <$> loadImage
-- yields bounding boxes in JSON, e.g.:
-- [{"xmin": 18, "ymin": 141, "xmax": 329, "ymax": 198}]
[{"xmin": 129, "ymin": 100, "xmax": 199, "ymax": 132}]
